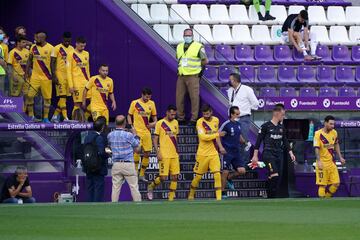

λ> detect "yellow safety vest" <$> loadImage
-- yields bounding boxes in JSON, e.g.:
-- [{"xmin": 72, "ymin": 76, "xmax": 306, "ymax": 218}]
[
  {"xmin": 0, "ymin": 45, "xmax": 5, "ymax": 75},
  {"xmin": 176, "ymin": 41, "xmax": 202, "ymax": 76}
]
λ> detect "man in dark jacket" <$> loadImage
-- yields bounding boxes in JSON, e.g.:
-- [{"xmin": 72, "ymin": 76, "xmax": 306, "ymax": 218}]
[{"xmin": 83, "ymin": 117, "xmax": 108, "ymax": 202}]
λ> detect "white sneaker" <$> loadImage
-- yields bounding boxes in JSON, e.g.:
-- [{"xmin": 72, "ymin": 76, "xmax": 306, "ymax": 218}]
[
  {"xmin": 51, "ymin": 115, "xmax": 59, "ymax": 123},
  {"xmin": 147, "ymin": 185, "xmax": 154, "ymax": 201}
]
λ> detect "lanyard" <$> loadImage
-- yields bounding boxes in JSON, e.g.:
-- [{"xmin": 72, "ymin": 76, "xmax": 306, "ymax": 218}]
[{"xmin": 230, "ymin": 84, "xmax": 242, "ymax": 105}]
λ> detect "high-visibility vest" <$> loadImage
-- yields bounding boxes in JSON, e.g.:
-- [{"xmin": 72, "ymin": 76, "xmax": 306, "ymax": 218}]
[
  {"xmin": 176, "ymin": 41, "xmax": 202, "ymax": 76},
  {"xmin": 0, "ymin": 45, "xmax": 5, "ymax": 75}
]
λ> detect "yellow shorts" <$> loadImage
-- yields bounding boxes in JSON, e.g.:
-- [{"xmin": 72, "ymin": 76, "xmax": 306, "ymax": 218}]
[
  {"xmin": 316, "ymin": 162, "xmax": 340, "ymax": 186},
  {"xmin": 72, "ymin": 86, "xmax": 85, "ymax": 103},
  {"xmin": 91, "ymin": 108, "xmax": 109, "ymax": 124},
  {"xmin": 159, "ymin": 157, "xmax": 180, "ymax": 176},
  {"xmin": 10, "ymin": 72, "xmax": 29, "ymax": 97},
  {"xmin": 27, "ymin": 78, "xmax": 52, "ymax": 99},
  {"xmin": 55, "ymin": 78, "xmax": 69, "ymax": 97},
  {"xmin": 194, "ymin": 155, "xmax": 220, "ymax": 175},
  {"xmin": 138, "ymin": 132, "xmax": 153, "ymax": 152}
]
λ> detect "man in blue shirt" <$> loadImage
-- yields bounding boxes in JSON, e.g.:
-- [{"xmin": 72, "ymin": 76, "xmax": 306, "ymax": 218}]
[{"xmin": 220, "ymin": 106, "xmax": 248, "ymax": 199}]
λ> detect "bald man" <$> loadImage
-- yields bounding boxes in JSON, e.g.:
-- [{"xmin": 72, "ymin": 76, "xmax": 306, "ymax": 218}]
[{"xmin": 107, "ymin": 115, "xmax": 142, "ymax": 202}]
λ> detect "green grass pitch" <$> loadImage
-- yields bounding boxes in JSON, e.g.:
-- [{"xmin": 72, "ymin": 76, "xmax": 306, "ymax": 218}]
[{"xmin": 0, "ymin": 198, "xmax": 359, "ymax": 240}]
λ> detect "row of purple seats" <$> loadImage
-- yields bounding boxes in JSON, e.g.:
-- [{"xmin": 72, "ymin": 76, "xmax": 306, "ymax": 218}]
[
  {"xmin": 204, "ymin": 65, "xmax": 360, "ymax": 85},
  {"xmin": 206, "ymin": 45, "xmax": 360, "ymax": 65},
  {"xmin": 178, "ymin": 0, "xmax": 351, "ymax": 7},
  {"xmin": 258, "ymin": 86, "xmax": 358, "ymax": 97}
]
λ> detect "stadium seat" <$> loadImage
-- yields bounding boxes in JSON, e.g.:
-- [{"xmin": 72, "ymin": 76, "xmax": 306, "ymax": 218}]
[
  {"xmin": 336, "ymin": 66, "xmax": 355, "ymax": 83},
  {"xmin": 190, "ymin": 4, "xmax": 216, "ymax": 24},
  {"xmin": 131, "ymin": 4, "xmax": 153, "ymax": 23},
  {"xmin": 204, "ymin": 45, "xmax": 215, "ymax": 62},
  {"xmin": 319, "ymin": 87, "xmax": 337, "ymax": 97},
  {"xmin": 299, "ymin": 87, "xmax": 317, "ymax": 97},
  {"xmin": 349, "ymin": 26, "xmax": 360, "ymax": 44},
  {"xmin": 338, "ymin": 87, "xmax": 356, "ymax": 97},
  {"xmin": 239, "ymin": 66, "xmax": 255, "ymax": 83},
  {"xmin": 274, "ymin": 45, "xmax": 292, "ymax": 62},
  {"xmin": 279, "ymin": 87, "xmax": 296, "ymax": 97},
  {"xmin": 332, "ymin": 45, "xmax": 351, "ymax": 62},
  {"xmin": 317, "ymin": 66, "xmax": 336, "ymax": 83},
  {"xmin": 254, "ymin": 45, "xmax": 274, "ymax": 62},
  {"xmin": 271, "ymin": 25, "xmax": 283, "ymax": 43},
  {"xmin": 329, "ymin": 26, "xmax": 352, "ymax": 45},
  {"xmin": 232, "ymin": 25, "xmax": 257, "ymax": 45},
  {"xmin": 229, "ymin": 5, "xmax": 253, "ymax": 24},
  {"xmin": 212, "ymin": 25, "xmax": 235, "ymax": 44},
  {"xmin": 259, "ymin": 87, "xmax": 277, "ymax": 97},
  {"xmin": 150, "ymin": 4, "xmax": 169, "ymax": 24},
  {"xmin": 210, "ymin": 4, "xmax": 235, "ymax": 24},
  {"xmin": 248, "ymin": 5, "xmax": 265, "ymax": 23},
  {"xmin": 172, "ymin": 24, "xmax": 190, "ymax": 44},
  {"xmin": 214, "ymin": 44, "xmax": 235, "ymax": 62},
  {"xmin": 308, "ymin": 6, "xmax": 330, "ymax": 25},
  {"xmin": 352, "ymin": 46, "xmax": 360, "ymax": 62},
  {"xmin": 203, "ymin": 65, "xmax": 219, "ymax": 83},
  {"xmin": 153, "ymin": 24, "xmax": 175, "ymax": 43},
  {"xmin": 346, "ymin": 6, "xmax": 360, "ymax": 26},
  {"xmin": 258, "ymin": 66, "xmax": 277, "ymax": 83},
  {"xmin": 234, "ymin": 45, "xmax": 254, "ymax": 62},
  {"xmin": 219, "ymin": 65, "xmax": 236, "ymax": 82},
  {"xmin": 356, "ymin": 66, "xmax": 360, "ymax": 82},
  {"xmin": 252, "ymin": 25, "xmax": 279, "ymax": 45},
  {"xmin": 193, "ymin": 24, "xmax": 214, "ymax": 44},
  {"xmin": 169, "ymin": 4, "xmax": 192, "ymax": 24},
  {"xmin": 278, "ymin": 66, "xmax": 297, "ymax": 83},
  {"xmin": 164, "ymin": 0, "xmax": 178, "ymax": 3},
  {"xmin": 268, "ymin": 5, "xmax": 287, "ymax": 25},
  {"xmin": 297, "ymin": 66, "xmax": 317, "ymax": 83},
  {"xmin": 310, "ymin": 26, "xmax": 331, "ymax": 45},
  {"xmin": 327, "ymin": 6, "xmax": 348, "ymax": 26},
  {"xmin": 315, "ymin": 45, "xmax": 332, "ymax": 62},
  {"xmin": 288, "ymin": 5, "xmax": 305, "ymax": 15}
]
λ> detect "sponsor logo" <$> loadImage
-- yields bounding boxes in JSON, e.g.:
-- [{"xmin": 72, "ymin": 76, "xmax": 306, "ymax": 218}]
[
  {"xmin": 290, "ymin": 99, "xmax": 298, "ymax": 108},
  {"xmin": 323, "ymin": 99, "xmax": 331, "ymax": 108},
  {"xmin": 258, "ymin": 99, "xmax": 265, "ymax": 108}
]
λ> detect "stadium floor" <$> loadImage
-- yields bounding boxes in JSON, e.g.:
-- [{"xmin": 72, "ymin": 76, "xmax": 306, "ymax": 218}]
[{"xmin": 0, "ymin": 198, "xmax": 359, "ymax": 240}]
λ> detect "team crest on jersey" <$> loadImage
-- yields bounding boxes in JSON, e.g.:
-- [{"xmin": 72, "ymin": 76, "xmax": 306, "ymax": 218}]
[
  {"xmin": 279, "ymin": 128, "xmax": 283, "ymax": 132},
  {"xmin": 44, "ymin": 51, "xmax": 48, "ymax": 54},
  {"xmin": 85, "ymin": 57, "xmax": 88, "ymax": 60}
]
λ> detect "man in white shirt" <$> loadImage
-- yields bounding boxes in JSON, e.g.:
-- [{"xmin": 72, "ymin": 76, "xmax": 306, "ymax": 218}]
[{"xmin": 227, "ymin": 73, "xmax": 259, "ymax": 164}]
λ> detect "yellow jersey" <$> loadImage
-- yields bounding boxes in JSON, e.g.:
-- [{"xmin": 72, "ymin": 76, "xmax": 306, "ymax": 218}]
[
  {"xmin": 85, "ymin": 75, "xmax": 113, "ymax": 110},
  {"xmin": 67, "ymin": 49, "xmax": 90, "ymax": 88},
  {"xmin": 196, "ymin": 117, "xmax": 220, "ymax": 156},
  {"xmin": 154, "ymin": 118, "xmax": 179, "ymax": 158},
  {"xmin": 128, "ymin": 98, "xmax": 157, "ymax": 135},
  {"xmin": 7, "ymin": 48, "xmax": 29, "ymax": 75},
  {"xmin": 30, "ymin": 43, "xmax": 54, "ymax": 80},
  {"xmin": 51, "ymin": 44, "xmax": 74, "ymax": 83},
  {"xmin": 1, "ymin": 43, "xmax": 9, "ymax": 62},
  {"xmin": 314, "ymin": 129, "xmax": 338, "ymax": 168}
]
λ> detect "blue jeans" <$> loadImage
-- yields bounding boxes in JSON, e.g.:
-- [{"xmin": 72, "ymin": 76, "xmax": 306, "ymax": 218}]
[
  {"xmin": 2, "ymin": 197, "xmax": 36, "ymax": 204},
  {"xmin": 86, "ymin": 174, "xmax": 105, "ymax": 202},
  {"xmin": 238, "ymin": 115, "xmax": 251, "ymax": 163}
]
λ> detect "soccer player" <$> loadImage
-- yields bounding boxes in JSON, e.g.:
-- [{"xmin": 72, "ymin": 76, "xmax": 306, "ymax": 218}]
[
  {"xmin": 219, "ymin": 106, "xmax": 248, "ymax": 199},
  {"xmin": 147, "ymin": 105, "xmax": 179, "ymax": 201},
  {"xmin": 314, "ymin": 115, "xmax": 346, "ymax": 198},
  {"xmin": 188, "ymin": 104, "xmax": 226, "ymax": 201},
  {"xmin": 7, "ymin": 36, "xmax": 29, "ymax": 98},
  {"xmin": 25, "ymin": 31, "xmax": 54, "ymax": 122},
  {"xmin": 82, "ymin": 64, "xmax": 116, "ymax": 125},
  {"xmin": 50, "ymin": 32, "xmax": 74, "ymax": 122},
  {"xmin": 67, "ymin": 36, "xmax": 91, "ymax": 121},
  {"xmin": 251, "ymin": 104, "xmax": 296, "ymax": 198},
  {"xmin": 127, "ymin": 88, "xmax": 157, "ymax": 182}
]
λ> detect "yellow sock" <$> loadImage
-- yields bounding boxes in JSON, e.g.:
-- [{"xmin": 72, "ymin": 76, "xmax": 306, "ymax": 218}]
[
  {"xmin": 318, "ymin": 186, "xmax": 326, "ymax": 198},
  {"xmin": 213, "ymin": 171, "xmax": 222, "ymax": 201},
  {"xmin": 149, "ymin": 176, "xmax": 161, "ymax": 189},
  {"xmin": 43, "ymin": 99, "xmax": 51, "ymax": 119},
  {"xmin": 189, "ymin": 174, "xmax": 202, "ymax": 200},
  {"xmin": 169, "ymin": 180, "xmax": 177, "ymax": 201},
  {"xmin": 27, "ymin": 97, "xmax": 34, "ymax": 117},
  {"xmin": 53, "ymin": 108, "xmax": 61, "ymax": 117},
  {"xmin": 134, "ymin": 153, "xmax": 140, "ymax": 174},
  {"xmin": 326, "ymin": 185, "xmax": 338, "ymax": 198},
  {"xmin": 139, "ymin": 156, "xmax": 149, "ymax": 177}
]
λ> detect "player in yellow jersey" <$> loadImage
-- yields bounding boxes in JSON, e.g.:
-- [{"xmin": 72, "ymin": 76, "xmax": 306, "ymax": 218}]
[
  {"xmin": 188, "ymin": 104, "xmax": 226, "ymax": 201},
  {"xmin": 147, "ymin": 105, "xmax": 179, "ymax": 201},
  {"xmin": 314, "ymin": 115, "xmax": 345, "ymax": 198},
  {"xmin": 67, "ymin": 36, "xmax": 91, "ymax": 121},
  {"xmin": 25, "ymin": 31, "xmax": 54, "ymax": 123},
  {"xmin": 50, "ymin": 32, "xmax": 74, "ymax": 122},
  {"xmin": 7, "ymin": 36, "xmax": 29, "ymax": 99},
  {"xmin": 82, "ymin": 64, "xmax": 116, "ymax": 125},
  {"xmin": 127, "ymin": 88, "xmax": 157, "ymax": 182}
]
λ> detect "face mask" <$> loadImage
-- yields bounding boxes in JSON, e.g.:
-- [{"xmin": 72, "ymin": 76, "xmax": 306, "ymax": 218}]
[
  {"xmin": 0, "ymin": 34, "xmax": 4, "ymax": 41},
  {"xmin": 184, "ymin": 36, "xmax": 193, "ymax": 44}
]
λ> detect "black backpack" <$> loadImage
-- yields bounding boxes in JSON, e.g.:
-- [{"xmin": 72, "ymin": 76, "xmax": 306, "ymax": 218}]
[{"xmin": 83, "ymin": 135, "xmax": 102, "ymax": 174}]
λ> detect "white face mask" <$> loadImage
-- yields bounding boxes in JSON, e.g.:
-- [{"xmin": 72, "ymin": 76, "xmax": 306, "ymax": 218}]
[
  {"xmin": 0, "ymin": 34, "xmax": 4, "ymax": 41},
  {"xmin": 184, "ymin": 36, "xmax": 193, "ymax": 44}
]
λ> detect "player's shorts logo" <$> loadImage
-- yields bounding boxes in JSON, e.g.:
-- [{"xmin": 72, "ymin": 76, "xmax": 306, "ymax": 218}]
[
  {"xmin": 323, "ymin": 99, "xmax": 331, "ymax": 108},
  {"xmin": 258, "ymin": 99, "xmax": 265, "ymax": 108},
  {"xmin": 356, "ymin": 99, "xmax": 360, "ymax": 108},
  {"xmin": 290, "ymin": 99, "xmax": 298, "ymax": 108}
]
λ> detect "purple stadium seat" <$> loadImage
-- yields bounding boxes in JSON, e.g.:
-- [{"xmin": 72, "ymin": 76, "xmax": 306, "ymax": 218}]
[
  {"xmin": 258, "ymin": 66, "xmax": 277, "ymax": 83},
  {"xmin": 356, "ymin": 66, "xmax": 360, "ymax": 82},
  {"xmin": 278, "ymin": 66, "xmax": 298, "ymax": 83},
  {"xmin": 259, "ymin": 87, "xmax": 277, "ymax": 97},
  {"xmin": 205, "ymin": 45, "xmax": 215, "ymax": 62},
  {"xmin": 234, "ymin": 45, "xmax": 254, "ymax": 62},
  {"xmin": 279, "ymin": 87, "xmax": 296, "ymax": 97},
  {"xmin": 239, "ymin": 66, "xmax": 255, "ymax": 83},
  {"xmin": 274, "ymin": 45, "xmax": 292, "ymax": 63},
  {"xmin": 316, "ymin": 45, "xmax": 332, "ymax": 62},
  {"xmin": 203, "ymin": 66, "xmax": 218, "ymax": 83},
  {"xmin": 299, "ymin": 87, "xmax": 317, "ymax": 97},
  {"xmin": 319, "ymin": 87, "xmax": 337, "ymax": 97},
  {"xmin": 317, "ymin": 66, "xmax": 336, "ymax": 83},
  {"xmin": 336, "ymin": 66, "xmax": 355, "ymax": 83},
  {"xmin": 338, "ymin": 87, "xmax": 356, "ymax": 97},
  {"xmin": 293, "ymin": 48, "xmax": 304, "ymax": 62},
  {"xmin": 297, "ymin": 66, "xmax": 317, "ymax": 83},
  {"xmin": 215, "ymin": 45, "xmax": 235, "ymax": 62},
  {"xmin": 219, "ymin": 65, "xmax": 236, "ymax": 82},
  {"xmin": 254, "ymin": 45, "xmax": 274, "ymax": 62},
  {"xmin": 352, "ymin": 46, "xmax": 360, "ymax": 62},
  {"xmin": 332, "ymin": 45, "xmax": 351, "ymax": 62}
]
